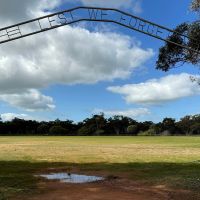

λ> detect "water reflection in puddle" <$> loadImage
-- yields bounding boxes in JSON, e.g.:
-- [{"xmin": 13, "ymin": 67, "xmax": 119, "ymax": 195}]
[{"xmin": 38, "ymin": 173, "xmax": 104, "ymax": 183}]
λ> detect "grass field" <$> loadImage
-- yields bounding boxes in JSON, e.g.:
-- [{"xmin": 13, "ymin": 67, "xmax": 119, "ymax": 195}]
[{"xmin": 0, "ymin": 136, "xmax": 200, "ymax": 199}]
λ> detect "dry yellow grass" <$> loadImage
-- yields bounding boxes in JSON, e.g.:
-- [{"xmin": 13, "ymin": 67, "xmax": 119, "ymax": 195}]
[{"xmin": 0, "ymin": 136, "xmax": 200, "ymax": 163}]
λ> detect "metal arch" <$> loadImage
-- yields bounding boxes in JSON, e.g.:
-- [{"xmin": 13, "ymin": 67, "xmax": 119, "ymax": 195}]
[{"xmin": 0, "ymin": 6, "xmax": 199, "ymax": 54}]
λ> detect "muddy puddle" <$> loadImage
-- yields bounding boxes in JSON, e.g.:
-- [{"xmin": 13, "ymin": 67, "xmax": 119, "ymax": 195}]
[{"xmin": 38, "ymin": 173, "xmax": 104, "ymax": 183}]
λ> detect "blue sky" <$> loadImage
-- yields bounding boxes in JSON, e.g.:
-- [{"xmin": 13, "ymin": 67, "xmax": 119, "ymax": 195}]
[{"xmin": 0, "ymin": 0, "xmax": 200, "ymax": 122}]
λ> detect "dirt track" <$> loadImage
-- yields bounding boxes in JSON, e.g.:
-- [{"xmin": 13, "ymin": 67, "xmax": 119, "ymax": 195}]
[{"xmin": 16, "ymin": 176, "xmax": 195, "ymax": 200}]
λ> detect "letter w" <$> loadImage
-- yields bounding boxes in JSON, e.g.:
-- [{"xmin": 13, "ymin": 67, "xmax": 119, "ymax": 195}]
[{"xmin": 88, "ymin": 9, "xmax": 99, "ymax": 19}]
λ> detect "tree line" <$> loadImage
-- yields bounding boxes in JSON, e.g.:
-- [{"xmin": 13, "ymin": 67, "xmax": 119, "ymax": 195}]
[
  {"xmin": 1, "ymin": 0, "xmax": 200, "ymax": 137},
  {"xmin": 0, "ymin": 114, "xmax": 200, "ymax": 136}
]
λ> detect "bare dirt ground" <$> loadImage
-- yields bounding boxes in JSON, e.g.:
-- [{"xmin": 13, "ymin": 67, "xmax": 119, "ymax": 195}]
[{"xmin": 15, "ymin": 171, "xmax": 196, "ymax": 200}]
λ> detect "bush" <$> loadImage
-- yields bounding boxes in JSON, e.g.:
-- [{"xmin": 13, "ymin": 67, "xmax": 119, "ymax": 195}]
[
  {"xmin": 49, "ymin": 126, "xmax": 68, "ymax": 135},
  {"xmin": 190, "ymin": 123, "xmax": 200, "ymax": 135},
  {"xmin": 94, "ymin": 129, "xmax": 105, "ymax": 136},
  {"xmin": 78, "ymin": 126, "xmax": 90, "ymax": 136},
  {"xmin": 138, "ymin": 128, "xmax": 157, "ymax": 136},
  {"xmin": 160, "ymin": 130, "xmax": 172, "ymax": 136},
  {"xmin": 127, "ymin": 125, "xmax": 138, "ymax": 135},
  {"xmin": 37, "ymin": 124, "xmax": 49, "ymax": 135}
]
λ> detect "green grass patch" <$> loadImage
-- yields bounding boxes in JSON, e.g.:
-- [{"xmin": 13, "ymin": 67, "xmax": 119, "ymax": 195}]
[{"xmin": 0, "ymin": 136, "xmax": 200, "ymax": 198}]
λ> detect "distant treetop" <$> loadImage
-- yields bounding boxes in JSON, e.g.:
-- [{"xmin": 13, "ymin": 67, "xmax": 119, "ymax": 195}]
[{"xmin": 191, "ymin": 0, "xmax": 200, "ymax": 12}]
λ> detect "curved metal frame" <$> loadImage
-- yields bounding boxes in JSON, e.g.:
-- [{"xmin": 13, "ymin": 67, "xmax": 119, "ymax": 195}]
[{"xmin": 0, "ymin": 6, "xmax": 199, "ymax": 54}]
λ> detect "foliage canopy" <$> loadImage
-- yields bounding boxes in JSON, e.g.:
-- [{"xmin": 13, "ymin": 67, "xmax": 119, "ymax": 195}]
[{"xmin": 156, "ymin": 0, "xmax": 200, "ymax": 71}]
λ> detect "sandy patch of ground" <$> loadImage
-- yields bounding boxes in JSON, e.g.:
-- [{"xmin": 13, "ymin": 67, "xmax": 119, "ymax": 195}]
[{"xmin": 15, "ymin": 171, "xmax": 195, "ymax": 200}]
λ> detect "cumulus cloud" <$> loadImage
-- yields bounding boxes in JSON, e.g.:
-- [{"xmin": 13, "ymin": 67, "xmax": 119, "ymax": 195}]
[
  {"xmin": 0, "ymin": 113, "xmax": 33, "ymax": 121},
  {"xmin": 0, "ymin": 27, "xmax": 153, "ymax": 110},
  {"xmin": 0, "ymin": 112, "xmax": 48, "ymax": 121},
  {"xmin": 93, "ymin": 108, "xmax": 150, "ymax": 118},
  {"xmin": 0, "ymin": 0, "xmax": 64, "ymax": 27},
  {"xmin": 80, "ymin": 0, "xmax": 143, "ymax": 13},
  {"xmin": 0, "ymin": 90, "xmax": 55, "ymax": 111},
  {"xmin": 0, "ymin": 28, "xmax": 153, "ymax": 88},
  {"xmin": 107, "ymin": 73, "xmax": 200, "ymax": 105},
  {"xmin": 0, "ymin": 0, "xmax": 142, "ymax": 28},
  {"xmin": 0, "ymin": 0, "xmax": 151, "ymax": 112}
]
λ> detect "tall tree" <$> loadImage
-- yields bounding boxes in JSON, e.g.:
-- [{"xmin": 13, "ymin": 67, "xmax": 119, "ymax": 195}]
[
  {"xmin": 156, "ymin": 1, "xmax": 200, "ymax": 71},
  {"xmin": 176, "ymin": 115, "xmax": 192, "ymax": 135},
  {"xmin": 191, "ymin": 0, "xmax": 200, "ymax": 12},
  {"xmin": 108, "ymin": 116, "xmax": 133, "ymax": 135},
  {"xmin": 161, "ymin": 118, "xmax": 177, "ymax": 134}
]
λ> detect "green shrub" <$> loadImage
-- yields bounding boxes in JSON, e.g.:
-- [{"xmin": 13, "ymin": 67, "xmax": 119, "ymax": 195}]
[
  {"xmin": 37, "ymin": 124, "xmax": 49, "ymax": 135},
  {"xmin": 190, "ymin": 123, "xmax": 200, "ymax": 135},
  {"xmin": 94, "ymin": 129, "xmax": 105, "ymax": 136},
  {"xmin": 49, "ymin": 126, "xmax": 68, "ymax": 135},
  {"xmin": 127, "ymin": 125, "xmax": 138, "ymax": 135},
  {"xmin": 138, "ymin": 128, "xmax": 157, "ymax": 136},
  {"xmin": 77, "ymin": 126, "xmax": 92, "ymax": 136}
]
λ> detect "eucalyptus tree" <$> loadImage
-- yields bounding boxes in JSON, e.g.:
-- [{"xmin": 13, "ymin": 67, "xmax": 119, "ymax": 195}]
[{"xmin": 156, "ymin": 0, "xmax": 200, "ymax": 71}]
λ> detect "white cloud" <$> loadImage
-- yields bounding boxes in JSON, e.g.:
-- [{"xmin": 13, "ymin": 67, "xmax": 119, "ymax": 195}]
[
  {"xmin": 0, "ymin": 0, "xmax": 151, "ymax": 112},
  {"xmin": 0, "ymin": 112, "xmax": 49, "ymax": 121},
  {"xmin": 132, "ymin": 1, "xmax": 143, "ymax": 14},
  {"xmin": 0, "ymin": 0, "xmax": 64, "ymax": 27},
  {"xmin": 0, "ymin": 28, "xmax": 153, "ymax": 87},
  {"xmin": 93, "ymin": 108, "xmax": 150, "ymax": 118},
  {"xmin": 0, "ymin": 0, "xmax": 142, "ymax": 28},
  {"xmin": 80, "ymin": 0, "xmax": 143, "ymax": 13},
  {"xmin": 107, "ymin": 73, "xmax": 200, "ymax": 105},
  {"xmin": 0, "ymin": 90, "xmax": 55, "ymax": 111},
  {"xmin": 0, "ymin": 27, "xmax": 153, "ymax": 111},
  {"xmin": 1, "ymin": 113, "xmax": 34, "ymax": 121}
]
